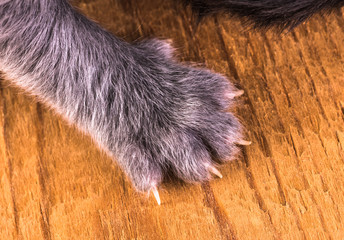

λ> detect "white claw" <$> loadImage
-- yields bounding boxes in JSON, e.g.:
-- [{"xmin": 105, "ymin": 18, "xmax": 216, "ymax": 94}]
[
  {"xmin": 227, "ymin": 90, "xmax": 244, "ymax": 99},
  {"xmin": 209, "ymin": 166, "xmax": 223, "ymax": 178},
  {"xmin": 151, "ymin": 186, "xmax": 161, "ymax": 205},
  {"xmin": 236, "ymin": 140, "xmax": 252, "ymax": 146}
]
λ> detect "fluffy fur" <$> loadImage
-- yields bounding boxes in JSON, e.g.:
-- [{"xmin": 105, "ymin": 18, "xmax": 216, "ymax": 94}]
[
  {"xmin": 1, "ymin": 0, "xmax": 343, "ymax": 193},
  {"xmin": 184, "ymin": 0, "xmax": 344, "ymax": 29},
  {"xmin": 0, "ymin": 0, "xmax": 242, "ymax": 192}
]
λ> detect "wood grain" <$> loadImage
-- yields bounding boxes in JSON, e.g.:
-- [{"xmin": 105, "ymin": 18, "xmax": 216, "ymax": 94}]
[{"xmin": 1, "ymin": 0, "xmax": 344, "ymax": 239}]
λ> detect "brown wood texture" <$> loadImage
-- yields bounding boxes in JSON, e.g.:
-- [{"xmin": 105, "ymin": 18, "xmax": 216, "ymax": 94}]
[{"xmin": 1, "ymin": 0, "xmax": 344, "ymax": 239}]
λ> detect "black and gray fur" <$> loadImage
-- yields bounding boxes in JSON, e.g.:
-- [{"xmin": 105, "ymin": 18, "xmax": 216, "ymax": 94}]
[
  {"xmin": 184, "ymin": 0, "xmax": 344, "ymax": 29},
  {"xmin": 1, "ymin": 0, "xmax": 343, "ymax": 193}
]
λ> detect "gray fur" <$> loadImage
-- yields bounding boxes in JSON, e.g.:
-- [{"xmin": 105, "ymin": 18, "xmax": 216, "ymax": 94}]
[{"xmin": 0, "ymin": 0, "xmax": 242, "ymax": 192}]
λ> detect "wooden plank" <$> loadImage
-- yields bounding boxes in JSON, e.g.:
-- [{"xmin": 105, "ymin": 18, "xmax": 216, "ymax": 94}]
[
  {"xmin": 0, "ymin": 86, "xmax": 16, "ymax": 239},
  {"xmin": 0, "ymin": 0, "xmax": 344, "ymax": 239},
  {"xmin": 0, "ymin": 87, "xmax": 45, "ymax": 239}
]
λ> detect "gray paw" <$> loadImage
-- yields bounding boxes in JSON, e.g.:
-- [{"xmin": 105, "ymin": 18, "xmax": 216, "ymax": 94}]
[{"xmin": 112, "ymin": 40, "xmax": 246, "ymax": 198}]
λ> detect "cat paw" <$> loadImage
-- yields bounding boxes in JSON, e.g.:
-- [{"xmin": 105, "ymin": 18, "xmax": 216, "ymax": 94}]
[{"xmin": 108, "ymin": 39, "xmax": 249, "ymax": 204}]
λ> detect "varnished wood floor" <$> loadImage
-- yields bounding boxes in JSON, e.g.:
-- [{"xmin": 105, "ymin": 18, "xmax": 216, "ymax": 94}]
[{"xmin": 1, "ymin": 0, "xmax": 344, "ymax": 239}]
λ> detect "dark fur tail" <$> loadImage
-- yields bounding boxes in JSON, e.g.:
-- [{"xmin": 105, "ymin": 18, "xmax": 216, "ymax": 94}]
[{"xmin": 183, "ymin": 0, "xmax": 344, "ymax": 29}]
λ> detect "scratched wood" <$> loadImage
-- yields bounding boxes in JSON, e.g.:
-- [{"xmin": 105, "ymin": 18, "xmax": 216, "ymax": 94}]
[{"xmin": 1, "ymin": 0, "xmax": 344, "ymax": 239}]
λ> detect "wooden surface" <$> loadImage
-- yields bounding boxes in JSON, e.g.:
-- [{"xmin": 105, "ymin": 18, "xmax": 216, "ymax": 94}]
[{"xmin": 1, "ymin": 0, "xmax": 344, "ymax": 239}]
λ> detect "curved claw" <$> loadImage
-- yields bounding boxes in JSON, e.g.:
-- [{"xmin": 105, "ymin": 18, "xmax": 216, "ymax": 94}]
[
  {"xmin": 236, "ymin": 140, "xmax": 252, "ymax": 146},
  {"xmin": 227, "ymin": 90, "xmax": 244, "ymax": 99},
  {"xmin": 208, "ymin": 166, "xmax": 223, "ymax": 178},
  {"xmin": 151, "ymin": 186, "xmax": 161, "ymax": 205}
]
